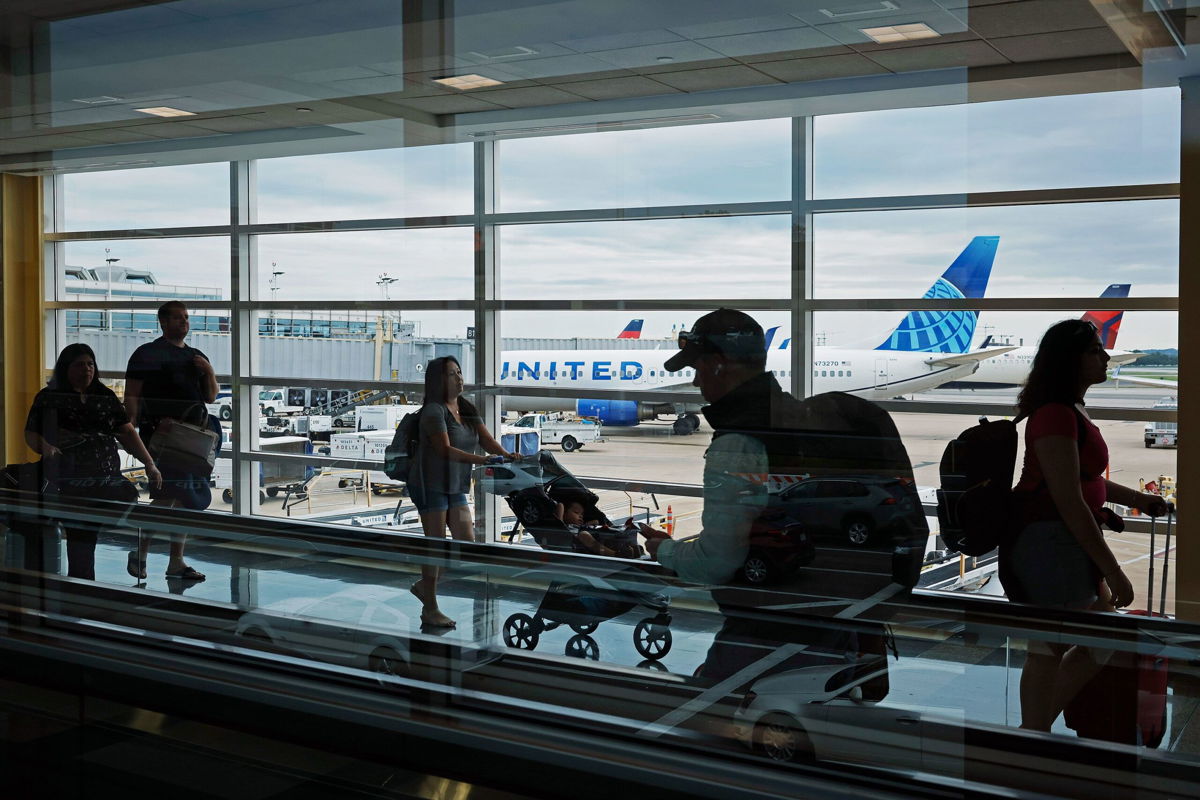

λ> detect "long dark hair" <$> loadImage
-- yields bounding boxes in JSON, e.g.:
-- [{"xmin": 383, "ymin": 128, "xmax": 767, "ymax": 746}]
[
  {"xmin": 49, "ymin": 343, "xmax": 100, "ymax": 392},
  {"xmin": 422, "ymin": 355, "xmax": 479, "ymax": 418},
  {"xmin": 1017, "ymin": 319, "xmax": 1098, "ymax": 416}
]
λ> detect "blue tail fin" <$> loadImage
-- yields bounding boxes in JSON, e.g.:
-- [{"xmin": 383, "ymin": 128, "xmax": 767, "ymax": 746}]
[
  {"xmin": 875, "ymin": 236, "xmax": 999, "ymax": 353},
  {"xmin": 1083, "ymin": 284, "xmax": 1131, "ymax": 349},
  {"xmin": 617, "ymin": 319, "xmax": 643, "ymax": 339}
]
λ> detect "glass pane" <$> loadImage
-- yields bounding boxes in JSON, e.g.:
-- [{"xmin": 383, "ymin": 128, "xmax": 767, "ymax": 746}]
[
  {"xmin": 59, "ymin": 306, "xmax": 230, "ymax": 377},
  {"xmin": 61, "ymin": 163, "xmax": 229, "ymax": 231},
  {"xmin": 253, "ymin": 228, "xmax": 474, "ymax": 301},
  {"xmin": 498, "ymin": 118, "xmax": 791, "ymax": 212},
  {"xmin": 809, "ymin": 309, "xmax": 1176, "ymax": 403},
  {"xmin": 814, "ymin": 88, "xmax": 1180, "ymax": 198},
  {"xmin": 499, "ymin": 216, "xmax": 790, "ymax": 299},
  {"xmin": 250, "ymin": 309, "xmax": 473, "ymax": 381},
  {"xmin": 59, "ymin": 237, "xmax": 230, "ymax": 302},
  {"xmin": 255, "ymin": 145, "xmax": 473, "ymax": 223},
  {"xmin": 813, "ymin": 200, "xmax": 1178, "ymax": 299}
]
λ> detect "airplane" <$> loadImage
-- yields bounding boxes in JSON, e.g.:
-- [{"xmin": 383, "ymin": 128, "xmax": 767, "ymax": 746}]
[
  {"xmin": 617, "ymin": 319, "xmax": 643, "ymax": 339},
  {"xmin": 943, "ymin": 284, "xmax": 1141, "ymax": 389},
  {"xmin": 500, "ymin": 238, "xmax": 1010, "ymax": 434}
]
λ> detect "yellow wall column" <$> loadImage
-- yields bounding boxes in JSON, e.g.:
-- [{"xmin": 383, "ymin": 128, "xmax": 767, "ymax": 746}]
[{"xmin": 1, "ymin": 173, "xmax": 44, "ymax": 464}]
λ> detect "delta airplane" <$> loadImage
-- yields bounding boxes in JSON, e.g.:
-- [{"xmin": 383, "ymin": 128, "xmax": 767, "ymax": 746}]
[
  {"xmin": 941, "ymin": 284, "xmax": 1142, "ymax": 389},
  {"xmin": 500, "ymin": 237, "xmax": 1011, "ymax": 433},
  {"xmin": 617, "ymin": 319, "xmax": 643, "ymax": 339}
]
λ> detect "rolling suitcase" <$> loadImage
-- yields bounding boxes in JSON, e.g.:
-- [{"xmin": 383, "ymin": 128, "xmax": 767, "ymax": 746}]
[{"xmin": 1062, "ymin": 508, "xmax": 1172, "ymax": 747}]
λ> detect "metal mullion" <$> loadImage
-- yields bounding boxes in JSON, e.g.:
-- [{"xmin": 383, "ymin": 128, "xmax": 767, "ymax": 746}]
[
  {"xmin": 46, "ymin": 300, "xmax": 233, "ymax": 310},
  {"xmin": 490, "ymin": 299, "xmax": 792, "ymax": 312},
  {"xmin": 244, "ymin": 376, "xmax": 425, "ymax": 393},
  {"xmin": 475, "ymin": 139, "xmax": 500, "ymax": 543},
  {"xmin": 44, "ymin": 176, "xmax": 64, "ymax": 372},
  {"xmin": 231, "ymin": 161, "xmax": 255, "ymax": 516},
  {"xmin": 245, "ymin": 300, "xmax": 474, "ymax": 312},
  {"xmin": 46, "ymin": 224, "xmax": 231, "ymax": 241},
  {"xmin": 487, "ymin": 385, "xmax": 705, "ymax": 405},
  {"xmin": 241, "ymin": 215, "xmax": 475, "ymax": 235},
  {"xmin": 792, "ymin": 116, "xmax": 813, "ymax": 400},
  {"xmin": 876, "ymin": 399, "xmax": 1176, "ymax": 423},
  {"xmin": 801, "ymin": 297, "xmax": 1178, "ymax": 312},
  {"xmin": 485, "ymin": 200, "xmax": 790, "ymax": 227},
  {"xmin": 808, "ymin": 183, "xmax": 1180, "ymax": 215}
]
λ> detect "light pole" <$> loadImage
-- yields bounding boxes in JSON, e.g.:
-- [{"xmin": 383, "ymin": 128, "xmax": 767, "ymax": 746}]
[
  {"xmin": 376, "ymin": 273, "xmax": 398, "ymax": 337},
  {"xmin": 269, "ymin": 264, "xmax": 284, "ymax": 336},
  {"xmin": 104, "ymin": 248, "xmax": 119, "ymax": 330}
]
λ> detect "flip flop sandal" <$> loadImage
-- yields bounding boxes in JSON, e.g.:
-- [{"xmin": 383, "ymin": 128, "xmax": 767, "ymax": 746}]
[
  {"xmin": 126, "ymin": 551, "xmax": 147, "ymax": 579},
  {"xmin": 165, "ymin": 566, "xmax": 206, "ymax": 581}
]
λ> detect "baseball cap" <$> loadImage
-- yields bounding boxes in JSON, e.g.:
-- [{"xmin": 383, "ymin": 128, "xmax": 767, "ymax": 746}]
[{"xmin": 663, "ymin": 309, "xmax": 766, "ymax": 372}]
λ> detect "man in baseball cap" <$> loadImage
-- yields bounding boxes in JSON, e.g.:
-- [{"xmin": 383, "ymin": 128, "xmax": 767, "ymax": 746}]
[{"xmin": 662, "ymin": 309, "xmax": 768, "ymax": 404}]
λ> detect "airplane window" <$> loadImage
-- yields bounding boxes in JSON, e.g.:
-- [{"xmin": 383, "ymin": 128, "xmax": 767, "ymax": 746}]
[{"xmin": 837, "ymin": 370, "xmax": 843, "ymax": 377}]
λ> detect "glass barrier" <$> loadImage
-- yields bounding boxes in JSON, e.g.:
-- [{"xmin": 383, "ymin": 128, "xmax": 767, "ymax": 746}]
[{"xmin": 0, "ymin": 490, "xmax": 1196, "ymax": 799}]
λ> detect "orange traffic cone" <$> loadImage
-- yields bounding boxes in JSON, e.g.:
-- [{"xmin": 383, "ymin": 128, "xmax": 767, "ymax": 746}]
[{"xmin": 666, "ymin": 505, "xmax": 674, "ymax": 536}]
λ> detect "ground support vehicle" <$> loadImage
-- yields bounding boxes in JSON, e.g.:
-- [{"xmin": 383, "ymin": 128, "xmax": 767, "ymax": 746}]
[
  {"xmin": 1145, "ymin": 397, "xmax": 1178, "ymax": 448},
  {"xmin": 511, "ymin": 413, "xmax": 604, "ymax": 452},
  {"xmin": 213, "ymin": 435, "xmax": 313, "ymax": 504},
  {"xmin": 258, "ymin": 388, "xmax": 305, "ymax": 417}
]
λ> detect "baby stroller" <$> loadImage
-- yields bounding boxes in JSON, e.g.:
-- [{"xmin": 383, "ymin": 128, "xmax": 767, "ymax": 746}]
[{"xmin": 477, "ymin": 450, "xmax": 673, "ymax": 661}]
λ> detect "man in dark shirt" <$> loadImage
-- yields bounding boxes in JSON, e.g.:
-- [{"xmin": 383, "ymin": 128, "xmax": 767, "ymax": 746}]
[{"xmin": 124, "ymin": 301, "xmax": 219, "ymax": 582}]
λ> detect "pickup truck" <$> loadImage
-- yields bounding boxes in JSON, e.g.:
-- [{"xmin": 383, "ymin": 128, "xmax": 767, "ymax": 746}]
[{"xmin": 511, "ymin": 413, "xmax": 603, "ymax": 452}]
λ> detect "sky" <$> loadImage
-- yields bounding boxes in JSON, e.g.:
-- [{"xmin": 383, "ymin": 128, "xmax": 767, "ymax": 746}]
[{"xmin": 57, "ymin": 87, "xmax": 1181, "ymax": 350}]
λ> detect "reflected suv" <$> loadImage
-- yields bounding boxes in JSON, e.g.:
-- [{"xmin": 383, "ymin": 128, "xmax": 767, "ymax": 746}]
[{"xmin": 770, "ymin": 476, "xmax": 917, "ymax": 546}]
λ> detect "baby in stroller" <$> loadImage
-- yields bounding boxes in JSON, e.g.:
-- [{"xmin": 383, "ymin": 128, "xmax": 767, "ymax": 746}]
[{"xmin": 555, "ymin": 498, "xmax": 641, "ymax": 559}]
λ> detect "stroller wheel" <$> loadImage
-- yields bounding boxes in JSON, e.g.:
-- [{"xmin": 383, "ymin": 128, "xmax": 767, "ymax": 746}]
[
  {"xmin": 503, "ymin": 613, "xmax": 541, "ymax": 650},
  {"xmin": 569, "ymin": 620, "xmax": 599, "ymax": 635},
  {"xmin": 565, "ymin": 635, "xmax": 600, "ymax": 660},
  {"xmin": 634, "ymin": 618, "xmax": 673, "ymax": 660}
]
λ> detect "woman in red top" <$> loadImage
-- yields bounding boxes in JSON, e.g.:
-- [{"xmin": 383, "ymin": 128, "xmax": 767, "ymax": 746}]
[{"xmin": 1005, "ymin": 318, "xmax": 1167, "ymax": 731}]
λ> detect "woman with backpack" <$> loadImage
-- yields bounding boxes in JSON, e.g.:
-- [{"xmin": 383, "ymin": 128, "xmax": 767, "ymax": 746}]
[
  {"xmin": 407, "ymin": 355, "xmax": 518, "ymax": 628},
  {"xmin": 1004, "ymin": 318, "xmax": 1167, "ymax": 731}
]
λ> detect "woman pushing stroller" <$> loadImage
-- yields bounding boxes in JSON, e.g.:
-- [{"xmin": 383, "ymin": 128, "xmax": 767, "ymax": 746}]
[{"xmin": 407, "ymin": 356, "xmax": 520, "ymax": 628}]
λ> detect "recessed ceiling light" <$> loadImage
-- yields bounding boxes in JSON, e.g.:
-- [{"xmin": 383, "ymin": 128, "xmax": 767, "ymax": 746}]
[
  {"xmin": 861, "ymin": 22, "xmax": 940, "ymax": 44},
  {"xmin": 134, "ymin": 106, "xmax": 196, "ymax": 118},
  {"xmin": 433, "ymin": 74, "xmax": 504, "ymax": 90}
]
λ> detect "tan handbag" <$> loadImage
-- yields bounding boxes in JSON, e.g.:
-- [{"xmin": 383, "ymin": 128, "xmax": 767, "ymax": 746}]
[{"xmin": 149, "ymin": 414, "xmax": 220, "ymax": 478}]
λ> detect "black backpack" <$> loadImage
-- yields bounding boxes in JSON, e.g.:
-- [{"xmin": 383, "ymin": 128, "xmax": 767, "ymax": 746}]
[
  {"xmin": 383, "ymin": 411, "xmax": 422, "ymax": 482},
  {"xmin": 936, "ymin": 416, "xmax": 1024, "ymax": 556}
]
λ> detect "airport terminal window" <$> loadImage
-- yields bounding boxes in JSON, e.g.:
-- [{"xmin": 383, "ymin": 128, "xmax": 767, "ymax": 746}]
[
  {"xmin": 254, "ymin": 228, "xmax": 475, "ymax": 301},
  {"xmin": 59, "ymin": 237, "xmax": 232, "ymax": 302},
  {"xmin": 42, "ymin": 89, "xmax": 1180, "ymax": 581},
  {"xmin": 813, "ymin": 87, "xmax": 1180, "ymax": 199},
  {"xmin": 60, "ymin": 162, "xmax": 229, "ymax": 231},
  {"xmin": 498, "ymin": 216, "xmax": 791, "ymax": 300},
  {"xmin": 255, "ymin": 144, "xmax": 474, "ymax": 223},
  {"xmin": 811, "ymin": 200, "xmax": 1180, "ymax": 299},
  {"xmin": 498, "ymin": 117, "xmax": 791, "ymax": 212}
]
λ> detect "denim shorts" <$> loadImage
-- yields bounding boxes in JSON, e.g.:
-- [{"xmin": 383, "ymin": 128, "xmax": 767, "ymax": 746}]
[
  {"xmin": 408, "ymin": 484, "xmax": 469, "ymax": 513},
  {"xmin": 1001, "ymin": 520, "xmax": 1101, "ymax": 609}
]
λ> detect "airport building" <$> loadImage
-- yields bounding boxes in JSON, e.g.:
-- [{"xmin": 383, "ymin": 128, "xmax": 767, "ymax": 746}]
[{"xmin": 0, "ymin": 2, "xmax": 1196, "ymax": 798}]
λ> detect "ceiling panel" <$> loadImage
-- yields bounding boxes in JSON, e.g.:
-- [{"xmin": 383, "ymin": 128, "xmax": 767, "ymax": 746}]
[
  {"xmin": 552, "ymin": 75, "xmax": 681, "ymax": 101},
  {"xmin": 989, "ymin": 26, "xmax": 1127, "ymax": 63},
  {"xmin": 865, "ymin": 38, "xmax": 1008, "ymax": 70},
  {"xmin": 696, "ymin": 26, "xmax": 845, "ymax": 58},
  {"xmin": 751, "ymin": 51, "xmax": 891, "ymax": 81},
  {"xmin": 649, "ymin": 64, "xmax": 782, "ymax": 91}
]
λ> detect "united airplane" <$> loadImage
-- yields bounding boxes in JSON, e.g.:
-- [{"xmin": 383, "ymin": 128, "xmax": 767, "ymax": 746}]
[{"xmin": 500, "ymin": 237, "xmax": 1009, "ymax": 433}]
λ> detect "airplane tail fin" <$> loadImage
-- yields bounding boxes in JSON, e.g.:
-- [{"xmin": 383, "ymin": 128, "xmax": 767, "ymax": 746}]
[
  {"xmin": 1082, "ymin": 284, "xmax": 1131, "ymax": 349},
  {"xmin": 617, "ymin": 319, "xmax": 643, "ymax": 339},
  {"xmin": 875, "ymin": 236, "xmax": 999, "ymax": 354}
]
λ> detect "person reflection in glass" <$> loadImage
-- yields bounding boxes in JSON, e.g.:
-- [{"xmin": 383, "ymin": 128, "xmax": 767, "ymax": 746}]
[
  {"xmin": 1004, "ymin": 319, "xmax": 1167, "ymax": 731},
  {"xmin": 641, "ymin": 310, "xmax": 924, "ymax": 710},
  {"xmin": 24, "ymin": 344, "xmax": 162, "ymax": 580},
  {"xmin": 407, "ymin": 356, "xmax": 518, "ymax": 628}
]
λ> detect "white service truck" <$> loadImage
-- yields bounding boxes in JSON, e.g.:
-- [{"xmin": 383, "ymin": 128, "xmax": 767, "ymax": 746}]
[
  {"xmin": 1144, "ymin": 397, "xmax": 1179, "ymax": 448},
  {"xmin": 258, "ymin": 388, "xmax": 306, "ymax": 417},
  {"xmin": 356, "ymin": 404, "xmax": 423, "ymax": 433},
  {"xmin": 511, "ymin": 413, "xmax": 603, "ymax": 452}
]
